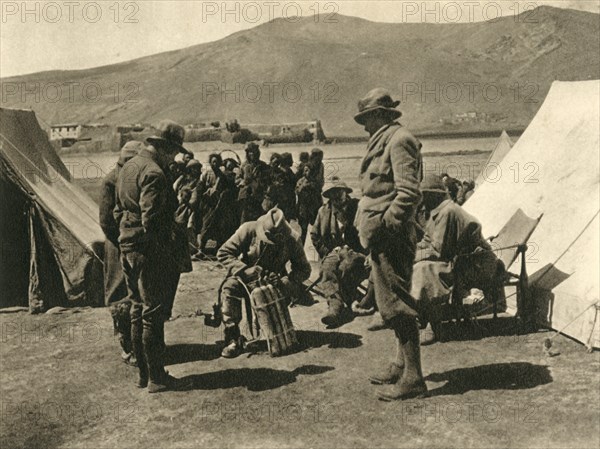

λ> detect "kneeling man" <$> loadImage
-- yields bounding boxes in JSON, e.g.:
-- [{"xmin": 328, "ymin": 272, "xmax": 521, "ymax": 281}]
[{"xmin": 217, "ymin": 208, "xmax": 311, "ymax": 358}]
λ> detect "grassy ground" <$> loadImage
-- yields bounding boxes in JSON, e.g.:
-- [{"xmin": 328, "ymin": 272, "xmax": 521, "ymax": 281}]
[{"xmin": 1, "ymin": 259, "xmax": 599, "ymax": 449}]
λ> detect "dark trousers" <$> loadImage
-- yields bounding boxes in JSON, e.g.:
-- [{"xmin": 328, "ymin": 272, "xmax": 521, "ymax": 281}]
[
  {"xmin": 299, "ymin": 221, "xmax": 310, "ymax": 246},
  {"xmin": 319, "ymin": 248, "xmax": 368, "ymax": 306},
  {"xmin": 121, "ymin": 249, "xmax": 169, "ymax": 383},
  {"xmin": 164, "ymin": 270, "xmax": 181, "ymax": 320},
  {"xmin": 105, "ymin": 239, "xmax": 131, "ymax": 355},
  {"xmin": 110, "ymin": 302, "xmax": 132, "ymax": 355},
  {"xmin": 221, "ymin": 277, "xmax": 247, "ymax": 328},
  {"xmin": 370, "ymin": 223, "xmax": 419, "ymax": 323},
  {"xmin": 104, "ymin": 239, "xmax": 127, "ymax": 306}
]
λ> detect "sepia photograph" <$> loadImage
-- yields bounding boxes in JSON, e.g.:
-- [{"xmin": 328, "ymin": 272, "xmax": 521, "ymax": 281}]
[{"xmin": 0, "ymin": 1, "xmax": 599, "ymax": 448}]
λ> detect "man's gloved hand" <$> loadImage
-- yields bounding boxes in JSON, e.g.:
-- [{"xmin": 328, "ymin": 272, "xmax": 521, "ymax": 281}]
[
  {"xmin": 261, "ymin": 271, "xmax": 280, "ymax": 285},
  {"xmin": 239, "ymin": 265, "xmax": 263, "ymax": 283}
]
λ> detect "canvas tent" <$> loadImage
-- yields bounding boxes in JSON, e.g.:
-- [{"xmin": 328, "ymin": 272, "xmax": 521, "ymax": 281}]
[
  {"xmin": 465, "ymin": 80, "xmax": 600, "ymax": 350},
  {"xmin": 0, "ymin": 108, "xmax": 104, "ymax": 312},
  {"xmin": 475, "ymin": 130, "xmax": 514, "ymax": 186}
]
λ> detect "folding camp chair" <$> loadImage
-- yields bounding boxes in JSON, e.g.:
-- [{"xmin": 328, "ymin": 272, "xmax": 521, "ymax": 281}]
[
  {"xmin": 450, "ymin": 209, "xmax": 542, "ymax": 323},
  {"xmin": 483, "ymin": 208, "xmax": 543, "ymax": 322}
]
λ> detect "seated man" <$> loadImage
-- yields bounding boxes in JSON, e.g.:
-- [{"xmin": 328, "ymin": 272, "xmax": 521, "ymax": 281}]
[
  {"xmin": 216, "ymin": 207, "xmax": 311, "ymax": 358},
  {"xmin": 412, "ymin": 174, "xmax": 503, "ymax": 345},
  {"xmin": 310, "ymin": 179, "xmax": 368, "ymax": 328}
]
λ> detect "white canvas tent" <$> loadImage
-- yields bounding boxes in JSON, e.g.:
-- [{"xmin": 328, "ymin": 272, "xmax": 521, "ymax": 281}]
[
  {"xmin": 475, "ymin": 130, "xmax": 514, "ymax": 186},
  {"xmin": 465, "ymin": 80, "xmax": 600, "ymax": 350}
]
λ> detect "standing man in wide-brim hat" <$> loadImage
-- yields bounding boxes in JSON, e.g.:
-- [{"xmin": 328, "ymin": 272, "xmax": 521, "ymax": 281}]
[
  {"xmin": 114, "ymin": 120, "xmax": 188, "ymax": 393},
  {"xmin": 353, "ymin": 88, "xmax": 427, "ymax": 401}
]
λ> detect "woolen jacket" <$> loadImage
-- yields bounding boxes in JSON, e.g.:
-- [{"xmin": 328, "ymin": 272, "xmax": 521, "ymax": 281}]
[
  {"xmin": 114, "ymin": 148, "xmax": 172, "ymax": 253},
  {"xmin": 355, "ymin": 122, "xmax": 423, "ymax": 250},
  {"xmin": 217, "ymin": 221, "xmax": 311, "ymax": 284},
  {"xmin": 310, "ymin": 198, "xmax": 362, "ymax": 259}
]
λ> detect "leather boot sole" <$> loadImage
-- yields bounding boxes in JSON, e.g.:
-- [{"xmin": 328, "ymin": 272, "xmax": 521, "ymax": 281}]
[
  {"xmin": 147, "ymin": 382, "xmax": 168, "ymax": 394},
  {"xmin": 147, "ymin": 372, "xmax": 179, "ymax": 393},
  {"xmin": 369, "ymin": 363, "xmax": 404, "ymax": 385},
  {"xmin": 377, "ymin": 383, "xmax": 428, "ymax": 401}
]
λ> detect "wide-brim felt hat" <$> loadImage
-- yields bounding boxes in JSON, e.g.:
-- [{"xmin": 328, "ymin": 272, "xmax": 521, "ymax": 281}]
[
  {"xmin": 256, "ymin": 207, "xmax": 291, "ymax": 245},
  {"xmin": 323, "ymin": 178, "xmax": 353, "ymax": 198},
  {"xmin": 118, "ymin": 140, "xmax": 144, "ymax": 165},
  {"xmin": 146, "ymin": 120, "xmax": 187, "ymax": 154},
  {"xmin": 354, "ymin": 88, "xmax": 402, "ymax": 125},
  {"xmin": 420, "ymin": 173, "xmax": 447, "ymax": 194}
]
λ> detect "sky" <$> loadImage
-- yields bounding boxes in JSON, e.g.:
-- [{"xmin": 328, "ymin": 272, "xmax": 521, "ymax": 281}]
[{"xmin": 1, "ymin": 0, "xmax": 598, "ymax": 77}]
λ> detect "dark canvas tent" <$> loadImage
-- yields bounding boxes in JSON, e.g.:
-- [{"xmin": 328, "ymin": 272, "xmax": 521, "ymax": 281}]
[{"xmin": 0, "ymin": 108, "xmax": 104, "ymax": 312}]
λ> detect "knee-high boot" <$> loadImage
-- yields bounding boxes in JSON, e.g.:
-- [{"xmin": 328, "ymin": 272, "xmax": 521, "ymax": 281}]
[
  {"xmin": 221, "ymin": 324, "xmax": 243, "ymax": 358},
  {"xmin": 377, "ymin": 317, "xmax": 427, "ymax": 401},
  {"xmin": 156, "ymin": 317, "xmax": 167, "ymax": 360},
  {"xmin": 130, "ymin": 304, "xmax": 147, "ymax": 388},
  {"xmin": 321, "ymin": 295, "xmax": 352, "ymax": 328},
  {"xmin": 111, "ymin": 303, "xmax": 133, "ymax": 361},
  {"xmin": 368, "ymin": 327, "xmax": 405, "ymax": 385},
  {"xmin": 120, "ymin": 311, "xmax": 132, "ymax": 356},
  {"xmin": 143, "ymin": 315, "xmax": 171, "ymax": 393}
]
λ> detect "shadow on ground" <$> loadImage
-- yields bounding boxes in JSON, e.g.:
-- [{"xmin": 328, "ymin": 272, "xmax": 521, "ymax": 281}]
[
  {"xmin": 437, "ymin": 317, "xmax": 537, "ymax": 342},
  {"xmin": 426, "ymin": 362, "xmax": 553, "ymax": 397},
  {"xmin": 178, "ymin": 364, "xmax": 335, "ymax": 392},
  {"xmin": 297, "ymin": 329, "xmax": 363, "ymax": 350},
  {"xmin": 241, "ymin": 329, "xmax": 363, "ymax": 356},
  {"xmin": 164, "ymin": 343, "xmax": 222, "ymax": 365}
]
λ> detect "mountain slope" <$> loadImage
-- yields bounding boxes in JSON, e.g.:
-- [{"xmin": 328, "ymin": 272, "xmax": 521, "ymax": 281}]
[{"xmin": 1, "ymin": 6, "xmax": 598, "ymax": 136}]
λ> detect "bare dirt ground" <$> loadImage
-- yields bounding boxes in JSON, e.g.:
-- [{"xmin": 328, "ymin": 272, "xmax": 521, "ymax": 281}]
[{"xmin": 1, "ymin": 258, "xmax": 599, "ymax": 449}]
